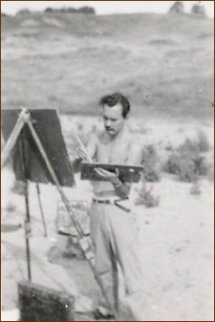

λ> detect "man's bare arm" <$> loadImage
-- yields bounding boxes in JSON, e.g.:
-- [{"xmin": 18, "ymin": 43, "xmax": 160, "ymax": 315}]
[
  {"xmin": 112, "ymin": 177, "xmax": 131, "ymax": 199},
  {"xmin": 113, "ymin": 138, "xmax": 142, "ymax": 198}
]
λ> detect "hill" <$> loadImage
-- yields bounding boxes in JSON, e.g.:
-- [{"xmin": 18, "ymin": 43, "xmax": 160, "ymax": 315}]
[{"xmin": 1, "ymin": 12, "xmax": 214, "ymax": 120}]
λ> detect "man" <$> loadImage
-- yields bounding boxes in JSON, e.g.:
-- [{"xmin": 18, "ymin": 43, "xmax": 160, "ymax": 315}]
[{"xmin": 85, "ymin": 93, "xmax": 144, "ymax": 320}]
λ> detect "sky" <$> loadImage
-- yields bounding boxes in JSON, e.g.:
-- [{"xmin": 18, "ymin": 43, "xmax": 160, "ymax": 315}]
[{"xmin": 1, "ymin": 1, "xmax": 214, "ymax": 17}]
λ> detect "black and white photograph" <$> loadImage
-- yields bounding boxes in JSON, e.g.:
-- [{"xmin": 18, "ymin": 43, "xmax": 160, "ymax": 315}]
[{"xmin": 1, "ymin": 1, "xmax": 214, "ymax": 321}]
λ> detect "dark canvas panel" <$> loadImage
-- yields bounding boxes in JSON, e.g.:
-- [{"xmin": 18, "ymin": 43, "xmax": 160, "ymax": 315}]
[{"xmin": 2, "ymin": 109, "xmax": 75, "ymax": 187}]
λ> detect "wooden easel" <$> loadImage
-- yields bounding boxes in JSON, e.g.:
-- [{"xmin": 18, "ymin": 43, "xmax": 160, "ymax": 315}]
[{"xmin": 2, "ymin": 108, "xmax": 116, "ymax": 317}]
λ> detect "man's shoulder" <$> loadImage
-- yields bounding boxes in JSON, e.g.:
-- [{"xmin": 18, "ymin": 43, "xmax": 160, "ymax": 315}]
[
  {"xmin": 124, "ymin": 130, "xmax": 140, "ymax": 145},
  {"xmin": 126, "ymin": 132, "xmax": 143, "ymax": 164},
  {"xmin": 127, "ymin": 132, "xmax": 143, "ymax": 155}
]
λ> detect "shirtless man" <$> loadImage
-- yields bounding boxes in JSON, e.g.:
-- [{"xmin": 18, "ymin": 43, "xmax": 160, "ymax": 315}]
[{"xmin": 85, "ymin": 93, "xmax": 144, "ymax": 320}]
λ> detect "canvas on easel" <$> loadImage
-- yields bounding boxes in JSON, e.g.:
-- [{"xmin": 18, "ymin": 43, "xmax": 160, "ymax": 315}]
[{"xmin": 2, "ymin": 109, "xmax": 75, "ymax": 187}]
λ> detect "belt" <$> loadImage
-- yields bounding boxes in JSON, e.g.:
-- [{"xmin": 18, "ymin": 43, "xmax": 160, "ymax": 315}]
[
  {"xmin": 92, "ymin": 198, "xmax": 131, "ymax": 213},
  {"xmin": 92, "ymin": 198, "xmax": 115, "ymax": 205}
]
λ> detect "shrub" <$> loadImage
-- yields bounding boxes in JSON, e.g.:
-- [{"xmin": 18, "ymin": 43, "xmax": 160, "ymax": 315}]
[
  {"xmin": 191, "ymin": 4, "xmax": 207, "ymax": 17},
  {"xmin": 169, "ymin": 1, "xmax": 185, "ymax": 14},
  {"xmin": 135, "ymin": 182, "xmax": 160, "ymax": 208},
  {"xmin": 45, "ymin": 6, "xmax": 95, "ymax": 14},
  {"xmin": 165, "ymin": 142, "xmax": 173, "ymax": 152},
  {"xmin": 164, "ymin": 151, "xmax": 209, "ymax": 182},
  {"xmin": 163, "ymin": 152, "xmax": 180, "ymax": 175},
  {"xmin": 166, "ymin": 153, "xmax": 196, "ymax": 182},
  {"xmin": 192, "ymin": 154, "xmax": 209, "ymax": 176},
  {"xmin": 164, "ymin": 137, "xmax": 210, "ymax": 182},
  {"xmin": 16, "ymin": 9, "xmax": 31, "ymax": 15},
  {"xmin": 141, "ymin": 145, "xmax": 161, "ymax": 182},
  {"xmin": 178, "ymin": 138, "xmax": 199, "ymax": 154},
  {"xmin": 78, "ymin": 6, "xmax": 95, "ymax": 14},
  {"xmin": 196, "ymin": 130, "xmax": 210, "ymax": 152},
  {"xmin": 45, "ymin": 7, "xmax": 54, "ymax": 13},
  {"xmin": 207, "ymin": 162, "xmax": 214, "ymax": 181}
]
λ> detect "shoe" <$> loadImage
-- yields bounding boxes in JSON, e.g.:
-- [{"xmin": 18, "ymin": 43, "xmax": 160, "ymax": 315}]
[{"xmin": 93, "ymin": 308, "xmax": 115, "ymax": 320}]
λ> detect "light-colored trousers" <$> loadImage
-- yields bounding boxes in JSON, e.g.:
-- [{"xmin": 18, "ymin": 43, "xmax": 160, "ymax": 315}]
[{"xmin": 89, "ymin": 202, "xmax": 145, "ymax": 321}]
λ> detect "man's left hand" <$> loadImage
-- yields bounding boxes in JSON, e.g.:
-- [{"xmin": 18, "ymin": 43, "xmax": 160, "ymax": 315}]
[{"xmin": 94, "ymin": 168, "xmax": 120, "ymax": 184}]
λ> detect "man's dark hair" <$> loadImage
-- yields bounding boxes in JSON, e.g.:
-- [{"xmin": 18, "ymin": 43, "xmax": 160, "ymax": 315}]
[{"xmin": 99, "ymin": 92, "xmax": 130, "ymax": 118}]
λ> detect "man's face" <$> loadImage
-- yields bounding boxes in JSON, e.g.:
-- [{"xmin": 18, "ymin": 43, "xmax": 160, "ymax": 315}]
[{"xmin": 102, "ymin": 103, "xmax": 125, "ymax": 137}]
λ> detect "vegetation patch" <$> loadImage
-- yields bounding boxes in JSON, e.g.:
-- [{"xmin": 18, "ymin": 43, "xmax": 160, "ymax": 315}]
[
  {"xmin": 135, "ymin": 182, "xmax": 160, "ymax": 208},
  {"xmin": 164, "ymin": 133, "xmax": 210, "ymax": 182},
  {"xmin": 141, "ymin": 144, "xmax": 161, "ymax": 182}
]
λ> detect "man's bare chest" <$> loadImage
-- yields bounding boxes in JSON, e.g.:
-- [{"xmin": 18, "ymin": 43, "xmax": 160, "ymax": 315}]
[{"xmin": 96, "ymin": 140, "xmax": 130, "ymax": 164}]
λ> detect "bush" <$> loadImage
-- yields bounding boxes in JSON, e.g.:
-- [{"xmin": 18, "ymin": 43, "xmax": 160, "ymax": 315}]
[
  {"xmin": 197, "ymin": 130, "xmax": 210, "ymax": 152},
  {"xmin": 169, "ymin": 1, "xmax": 185, "ymax": 14},
  {"xmin": 177, "ymin": 138, "xmax": 199, "ymax": 154},
  {"xmin": 44, "ymin": 6, "xmax": 95, "ymax": 14},
  {"xmin": 191, "ymin": 4, "xmax": 207, "ymax": 17},
  {"xmin": 165, "ymin": 152, "xmax": 195, "ymax": 182},
  {"xmin": 135, "ymin": 182, "xmax": 160, "ymax": 208},
  {"xmin": 45, "ymin": 7, "xmax": 54, "ymax": 13},
  {"xmin": 164, "ymin": 152, "xmax": 184, "ymax": 175},
  {"xmin": 78, "ymin": 6, "xmax": 95, "ymax": 14},
  {"xmin": 164, "ymin": 137, "xmax": 210, "ymax": 182},
  {"xmin": 16, "ymin": 9, "xmax": 31, "ymax": 15},
  {"xmin": 141, "ymin": 145, "xmax": 161, "ymax": 182},
  {"xmin": 207, "ymin": 162, "xmax": 214, "ymax": 182}
]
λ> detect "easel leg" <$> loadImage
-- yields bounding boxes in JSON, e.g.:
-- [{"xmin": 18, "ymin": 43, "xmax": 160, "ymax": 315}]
[
  {"xmin": 36, "ymin": 183, "xmax": 48, "ymax": 237},
  {"xmin": 19, "ymin": 126, "xmax": 32, "ymax": 281},
  {"xmin": 24, "ymin": 180, "xmax": 32, "ymax": 281}
]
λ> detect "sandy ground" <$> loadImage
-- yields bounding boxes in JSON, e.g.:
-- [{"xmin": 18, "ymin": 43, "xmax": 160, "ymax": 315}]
[{"xmin": 1, "ymin": 120, "xmax": 214, "ymax": 321}]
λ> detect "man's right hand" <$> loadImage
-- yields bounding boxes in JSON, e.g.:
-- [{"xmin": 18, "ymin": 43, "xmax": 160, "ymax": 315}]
[{"xmin": 74, "ymin": 146, "xmax": 91, "ymax": 162}]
